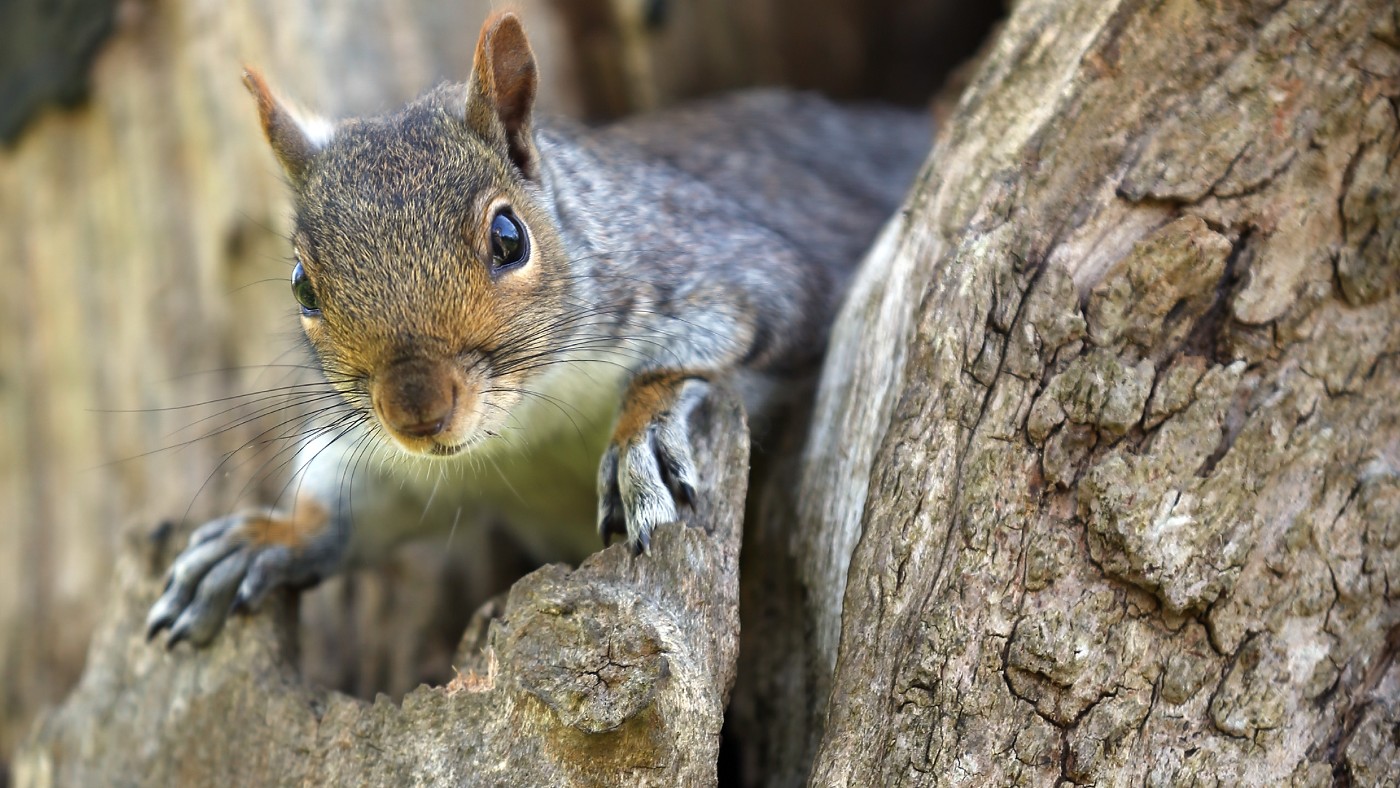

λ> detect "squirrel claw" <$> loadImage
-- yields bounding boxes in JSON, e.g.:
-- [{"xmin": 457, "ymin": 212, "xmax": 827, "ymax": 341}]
[
  {"xmin": 597, "ymin": 445, "xmax": 628, "ymax": 547},
  {"xmin": 145, "ymin": 610, "xmax": 173, "ymax": 642},
  {"xmin": 164, "ymin": 624, "xmax": 189, "ymax": 651},
  {"xmin": 599, "ymin": 519, "xmax": 627, "ymax": 548}
]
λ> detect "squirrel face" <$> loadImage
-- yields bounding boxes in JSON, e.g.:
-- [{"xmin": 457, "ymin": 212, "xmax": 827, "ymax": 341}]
[{"xmin": 244, "ymin": 13, "xmax": 564, "ymax": 457}]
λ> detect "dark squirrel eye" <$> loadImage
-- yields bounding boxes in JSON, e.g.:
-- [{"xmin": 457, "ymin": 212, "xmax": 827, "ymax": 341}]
[
  {"xmin": 490, "ymin": 209, "xmax": 529, "ymax": 270},
  {"xmin": 291, "ymin": 260, "xmax": 321, "ymax": 315}
]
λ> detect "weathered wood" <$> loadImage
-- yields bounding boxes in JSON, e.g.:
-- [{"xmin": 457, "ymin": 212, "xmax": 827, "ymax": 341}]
[
  {"xmin": 788, "ymin": 0, "xmax": 1400, "ymax": 784},
  {"xmin": 15, "ymin": 388, "xmax": 746, "ymax": 787}
]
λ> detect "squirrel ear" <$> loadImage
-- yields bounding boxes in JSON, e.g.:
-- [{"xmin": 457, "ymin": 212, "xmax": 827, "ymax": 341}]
[
  {"xmin": 466, "ymin": 12, "xmax": 540, "ymax": 179},
  {"xmin": 242, "ymin": 67, "xmax": 332, "ymax": 185}
]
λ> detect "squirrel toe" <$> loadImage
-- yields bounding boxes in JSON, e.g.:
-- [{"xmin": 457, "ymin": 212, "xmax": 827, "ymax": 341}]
[{"xmin": 147, "ymin": 508, "xmax": 343, "ymax": 648}]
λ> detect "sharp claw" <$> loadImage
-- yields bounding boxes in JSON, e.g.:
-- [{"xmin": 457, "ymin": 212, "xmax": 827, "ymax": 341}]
[
  {"xmin": 165, "ymin": 625, "xmax": 188, "ymax": 651},
  {"xmin": 145, "ymin": 591, "xmax": 182, "ymax": 641},
  {"xmin": 634, "ymin": 528, "xmax": 651, "ymax": 556},
  {"xmin": 599, "ymin": 496, "xmax": 627, "ymax": 547},
  {"xmin": 678, "ymin": 481, "xmax": 697, "ymax": 507},
  {"xmin": 228, "ymin": 590, "xmax": 248, "ymax": 617},
  {"xmin": 145, "ymin": 617, "xmax": 167, "ymax": 642}
]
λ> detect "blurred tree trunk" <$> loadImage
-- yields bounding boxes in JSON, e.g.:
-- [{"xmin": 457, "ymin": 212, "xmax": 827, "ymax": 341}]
[{"xmin": 9, "ymin": 0, "xmax": 1399, "ymax": 785}]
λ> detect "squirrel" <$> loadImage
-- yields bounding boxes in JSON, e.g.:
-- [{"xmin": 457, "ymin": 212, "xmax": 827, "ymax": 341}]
[{"xmin": 146, "ymin": 11, "xmax": 929, "ymax": 647}]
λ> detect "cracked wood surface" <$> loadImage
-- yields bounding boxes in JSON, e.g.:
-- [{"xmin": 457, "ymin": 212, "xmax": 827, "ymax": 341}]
[
  {"xmin": 16, "ymin": 390, "xmax": 747, "ymax": 787},
  {"xmin": 781, "ymin": 0, "xmax": 1399, "ymax": 784}
]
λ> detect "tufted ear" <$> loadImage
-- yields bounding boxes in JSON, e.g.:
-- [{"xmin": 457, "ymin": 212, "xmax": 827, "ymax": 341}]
[
  {"xmin": 465, "ymin": 11, "xmax": 540, "ymax": 179},
  {"xmin": 242, "ymin": 67, "xmax": 332, "ymax": 185}
]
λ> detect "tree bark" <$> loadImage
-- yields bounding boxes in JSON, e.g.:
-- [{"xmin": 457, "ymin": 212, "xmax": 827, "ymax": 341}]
[{"xmin": 767, "ymin": 0, "xmax": 1399, "ymax": 783}]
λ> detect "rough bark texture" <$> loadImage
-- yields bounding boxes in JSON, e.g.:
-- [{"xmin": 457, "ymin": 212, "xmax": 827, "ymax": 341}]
[{"xmin": 783, "ymin": 0, "xmax": 1397, "ymax": 784}]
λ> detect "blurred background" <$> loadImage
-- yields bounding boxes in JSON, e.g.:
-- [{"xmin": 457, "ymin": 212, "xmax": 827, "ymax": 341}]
[{"xmin": 0, "ymin": 0, "xmax": 1002, "ymax": 775}]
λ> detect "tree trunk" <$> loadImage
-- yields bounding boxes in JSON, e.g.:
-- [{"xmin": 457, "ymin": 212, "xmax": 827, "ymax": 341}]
[
  {"xmin": 8, "ymin": 0, "xmax": 1399, "ymax": 784},
  {"xmin": 772, "ymin": 0, "xmax": 1398, "ymax": 783}
]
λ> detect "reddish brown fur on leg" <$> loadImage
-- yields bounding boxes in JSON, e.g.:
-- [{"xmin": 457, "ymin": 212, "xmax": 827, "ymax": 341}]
[
  {"xmin": 240, "ymin": 499, "xmax": 331, "ymax": 550},
  {"xmin": 612, "ymin": 370, "xmax": 704, "ymax": 447}
]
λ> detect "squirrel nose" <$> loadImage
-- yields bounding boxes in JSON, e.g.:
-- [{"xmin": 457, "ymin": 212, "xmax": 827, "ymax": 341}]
[{"xmin": 372, "ymin": 358, "xmax": 458, "ymax": 442}]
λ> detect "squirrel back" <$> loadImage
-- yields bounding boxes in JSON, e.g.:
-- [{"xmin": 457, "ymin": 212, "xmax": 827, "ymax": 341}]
[
  {"xmin": 539, "ymin": 90, "xmax": 929, "ymax": 373},
  {"xmin": 603, "ymin": 90, "xmax": 926, "ymax": 273}
]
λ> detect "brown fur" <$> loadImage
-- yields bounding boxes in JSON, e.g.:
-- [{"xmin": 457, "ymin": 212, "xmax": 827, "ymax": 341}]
[
  {"xmin": 240, "ymin": 499, "xmax": 330, "ymax": 550},
  {"xmin": 268, "ymin": 15, "xmax": 570, "ymax": 455},
  {"xmin": 468, "ymin": 11, "xmax": 539, "ymax": 177},
  {"xmin": 611, "ymin": 370, "xmax": 701, "ymax": 446}
]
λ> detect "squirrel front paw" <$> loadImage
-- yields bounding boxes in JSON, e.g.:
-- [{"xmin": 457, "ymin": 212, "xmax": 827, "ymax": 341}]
[
  {"xmin": 145, "ymin": 503, "xmax": 343, "ymax": 648},
  {"xmin": 598, "ymin": 375, "xmax": 709, "ymax": 552}
]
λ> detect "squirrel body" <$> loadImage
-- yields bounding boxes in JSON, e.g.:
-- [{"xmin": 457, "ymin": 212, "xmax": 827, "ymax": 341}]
[{"xmin": 147, "ymin": 13, "xmax": 929, "ymax": 646}]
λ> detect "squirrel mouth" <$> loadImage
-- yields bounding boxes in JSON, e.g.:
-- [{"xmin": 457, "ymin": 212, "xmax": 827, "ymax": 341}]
[{"xmin": 428, "ymin": 441, "xmax": 468, "ymax": 457}]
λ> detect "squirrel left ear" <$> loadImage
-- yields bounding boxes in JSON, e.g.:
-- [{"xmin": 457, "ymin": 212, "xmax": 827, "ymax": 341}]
[
  {"xmin": 466, "ymin": 12, "xmax": 540, "ymax": 179},
  {"xmin": 242, "ymin": 68, "xmax": 333, "ymax": 185}
]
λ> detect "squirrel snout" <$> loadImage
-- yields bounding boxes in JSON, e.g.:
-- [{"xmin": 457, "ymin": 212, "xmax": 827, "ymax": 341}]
[{"xmin": 370, "ymin": 358, "xmax": 467, "ymax": 447}]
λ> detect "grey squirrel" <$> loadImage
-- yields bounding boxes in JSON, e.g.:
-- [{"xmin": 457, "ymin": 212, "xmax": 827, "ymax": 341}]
[{"xmin": 146, "ymin": 11, "xmax": 929, "ymax": 647}]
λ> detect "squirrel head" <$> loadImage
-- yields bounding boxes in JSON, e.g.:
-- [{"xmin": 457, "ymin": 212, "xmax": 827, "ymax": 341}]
[{"xmin": 245, "ymin": 12, "xmax": 571, "ymax": 457}]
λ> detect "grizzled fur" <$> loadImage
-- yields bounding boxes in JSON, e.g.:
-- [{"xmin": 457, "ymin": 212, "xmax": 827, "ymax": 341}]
[{"xmin": 147, "ymin": 12, "xmax": 928, "ymax": 648}]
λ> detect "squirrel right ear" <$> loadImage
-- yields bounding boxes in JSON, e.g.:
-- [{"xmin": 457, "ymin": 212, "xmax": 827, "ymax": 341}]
[
  {"xmin": 466, "ymin": 12, "xmax": 540, "ymax": 180},
  {"xmin": 242, "ymin": 68, "xmax": 332, "ymax": 185}
]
